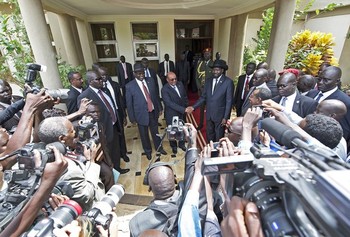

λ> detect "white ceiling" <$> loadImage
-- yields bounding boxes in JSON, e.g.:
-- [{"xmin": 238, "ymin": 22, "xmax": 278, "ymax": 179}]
[{"xmin": 43, "ymin": 0, "xmax": 274, "ymax": 19}]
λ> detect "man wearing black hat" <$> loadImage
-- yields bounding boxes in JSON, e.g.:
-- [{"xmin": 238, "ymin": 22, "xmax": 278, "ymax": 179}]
[
  {"xmin": 126, "ymin": 63, "xmax": 167, "ymax": 160},
  {"xmin": 187, "ymin": 59, "xmax": 234, "ymax": 142}
]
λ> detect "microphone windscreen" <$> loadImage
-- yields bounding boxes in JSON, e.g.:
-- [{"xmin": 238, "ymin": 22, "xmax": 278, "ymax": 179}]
[{"xmin": 260, "ymin": 118, "xmax": 302, "ymax": 148}]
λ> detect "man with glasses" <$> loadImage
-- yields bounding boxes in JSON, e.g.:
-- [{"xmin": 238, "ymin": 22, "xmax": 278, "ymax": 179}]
[
  {"xmin": 66, "ymin": 71, "xmax": 84, "ymax": 114},
  {"xmin": 272, "ymin": 72, "xmax": 317, "ymax": 118},
  {"xmin": 77, "ymin": 70, "xmax": 129, "ymax": 174},
  {"xmin": 161, "ymin": 71, "xmax": 188, "ymax": 154}
]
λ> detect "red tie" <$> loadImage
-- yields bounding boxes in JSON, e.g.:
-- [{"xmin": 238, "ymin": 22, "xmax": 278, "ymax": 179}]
[
  {"xmin": 142, "ymin": 81, "xmax": 153, "ymax": 112},
  {"xmin": 98, "ymin": 90, "xmax": 117, "ymax": 123}
]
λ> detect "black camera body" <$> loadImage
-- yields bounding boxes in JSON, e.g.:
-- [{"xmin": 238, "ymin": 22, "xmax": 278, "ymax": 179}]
[
  {"xmin": 166, "ymin": 116, "xmax": 185, "ymax": 141},
  {"xmin": 25, "ymin": 63, "xmax": 69, "ymax": 102},
  {"xmin": 75, "ymin": 116, "xmax": 100, "ymax": 154}
]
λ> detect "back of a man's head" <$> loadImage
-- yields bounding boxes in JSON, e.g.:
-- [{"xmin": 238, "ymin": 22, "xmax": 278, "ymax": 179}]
[
  {"xmin": 139, "ymin": 229, "xmax": 168, "ymax": 237},
  {"xmin": 148, "ymin": 166, "xmax": 175, "ymax": 200},
  {"xmin": 303, "ymin": 114, "xmax": 343, "ymax": 149},
  {"xmin": 38, "ymin": 117, "xmax": 69, "ymax": 144},
  {"xmin": 316, "ymin": 99, "xmax": 347, "ymax": 122}
]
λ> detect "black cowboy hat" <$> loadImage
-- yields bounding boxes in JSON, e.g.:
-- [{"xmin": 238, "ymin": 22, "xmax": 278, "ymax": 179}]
[
  {"xmin": 133, "ymin": 63, "xmax": 144, "ymax": 72},
  {"xmin": 210, "ymin": 59, "xmax": 228, "ymax": 70}
]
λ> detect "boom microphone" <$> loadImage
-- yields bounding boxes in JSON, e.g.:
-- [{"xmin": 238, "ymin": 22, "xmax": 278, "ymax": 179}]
[{"xmin": 260, "ymin": 118, "xmax": 305, "ymax": 148}]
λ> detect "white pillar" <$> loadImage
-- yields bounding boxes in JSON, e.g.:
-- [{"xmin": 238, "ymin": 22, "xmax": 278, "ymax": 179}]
[
  {"xmin": 17, "ymin": 0, "xmax": 62, "ymax": 89},
  {"xmin": 227, "ymin": 14, "xmax": 248, "ymax": 79},
  {"xmin": 267, "ymin": 0, "xmax": 296, "ymax": 72}
]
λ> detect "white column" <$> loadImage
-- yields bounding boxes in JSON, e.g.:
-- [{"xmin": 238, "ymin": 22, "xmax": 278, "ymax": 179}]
[
  {"xmin": 17, "ymin": 0, "xmax": 62, "ymax": 89},
  {"xmin": 267, "ymin": 0, "xmax": 297, "ymax": 72},
  {"xmin": 227, "ymin": 14, "xmax": 248, "ymax": 79}
]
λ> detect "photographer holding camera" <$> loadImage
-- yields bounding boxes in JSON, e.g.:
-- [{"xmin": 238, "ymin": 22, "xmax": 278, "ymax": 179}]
[
  {"xmin": 0, "ymin": 146, "xmax": 68, "ymax": 237},
  {"xmin": 37, "ymin": 116, "xmax": 105, "ymax": 211}
]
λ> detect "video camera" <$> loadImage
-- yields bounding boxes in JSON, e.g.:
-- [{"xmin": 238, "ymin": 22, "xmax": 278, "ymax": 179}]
[
  {"xmin": 75, "ymin": 116, "xmax": 100, "ymax": 155},
  {"xmin": 0, "ymin": 142, "xmax": 67, "ymax": 231},
  {"xmin": 25, "ymin": 63, "xmax": 69, "ymax": 102},
  {"xmin": 166, "ymin": 116, "xmax": 185, "ymax": 141},
  {"xmin": 203, "ymin": 118, "xmax": 350, "ymax": 237}
]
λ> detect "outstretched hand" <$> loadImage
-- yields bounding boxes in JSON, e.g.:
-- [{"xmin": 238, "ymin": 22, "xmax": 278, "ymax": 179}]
[{"xmin": 221, "ymin": 196, "xmax": 263, "ymax": 237}]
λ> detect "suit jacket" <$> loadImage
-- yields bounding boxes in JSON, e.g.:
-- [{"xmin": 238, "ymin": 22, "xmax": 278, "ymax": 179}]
[
  {"xmin": 66, "ymin": 86, "xmax": 82, "ymax": 114},
  {"xmin": 126, "ymin": 78, "xmax": 162, "ymax": 126},
  {"xmin": 106, "ymin": 79, "xmax": 127, "ymax": 131},
  {"xmin": 193, "ymin": 75, "xmax": 234, "ymax": 122},
  {"xmin": 233, "ymin": 74, "xmax": 249, "ymax": 116},
  {"xmin": 77, "ymin": 87, "xmax": 115, "ymax": 143},
  {"xmin": 308, "ymin": 89, "xmax": 350, "ymax": 141},
  {"xmin": 161, "ymin": 82, "xmax": 188, "ymax": 125},
  {"xmin": 143, "ymin": 67, "xmax": 160, "ymax": 98},
  {"xmin": 116, "ymin": 62, "xmax": 133, "ymax": 88},
  {"xmin": 272, "ymin": 92, "xmax": 318, "ymax": 118},
  {"xmin": 266, "ymin": 80, "xmax": 279, "ymax": 98},
  {"xmin": 176, "ymin": 60, "xmax": 190, "ymax": 86},
  {"xmin": 304, "ymin": 89, "xmax": 319, "ymax": 99},
  {"xmin": 158, "ymin": 60, "xmax": 175, "ymax": 85}
]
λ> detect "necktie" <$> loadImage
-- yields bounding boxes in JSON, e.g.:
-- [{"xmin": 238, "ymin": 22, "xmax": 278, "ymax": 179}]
[
  {"xmin": 145, "ymin": 69, "xmax": 150, "ymax": 78},
  {"xmin": 172, "ymin": 85, "xmax": 181, "ymax": 97},
  {"xmin": 142, "ymin": 81, "xmax": 153, "ymax": 112},
  {"xmin": 98, "ymin": 90, "xmax": 117, "ymax": 123},
  {"xmin": 122, "ymin": 63, "xmax": 128, "ymax": 79},
  {"xmin": 281, "ymin": 97, "xmax": 287, "ymax": 107},
  {"xmin": 315, "ymin": 92, "xmax": 323, "ymax": 102}
]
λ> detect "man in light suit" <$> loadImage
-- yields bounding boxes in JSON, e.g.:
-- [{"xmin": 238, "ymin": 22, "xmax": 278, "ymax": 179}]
[
  {"xmin": 161, "ymin": 71, "xmax": 188, "ymax": 154},
  {"xmin": 272, "ymin": 72, "xmax": 317, "ymax": 118},
  {"xmin": 187, "ymin": 60, "xmax": 234, "ymax": 142},
  {"xmin": 116, "ymin": 55, "xmax": 133, "ymax": 102},
  {"xmin": 77, "ymin": 70, "xmax": 129, "ymax": 174},
  {"xmin": 158, "ymin": 53, "xmax": 175, "ymax": 86},
  {"xmin": 126, "ymin": 63, "xmax": 167, "ymax": 160},
  {"xmin": 233, "ymin": 62, "xmax": 256, "ymax": 116}
]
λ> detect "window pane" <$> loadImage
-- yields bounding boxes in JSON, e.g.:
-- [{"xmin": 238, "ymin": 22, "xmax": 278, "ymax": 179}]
[
  {"xmin": 132, "ymin": 23, "xmax": 158, "ymax": 40},
  {"xmin": 96, "ymin": 44, "xmax": 117, "ymax": 58},
  {"xmin": 91, "ymin": 23, "xmax": 116, "ymax": 41}
]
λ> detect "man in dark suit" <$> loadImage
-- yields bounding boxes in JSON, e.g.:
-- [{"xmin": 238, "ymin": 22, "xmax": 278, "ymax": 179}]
[
  {"xmin": 66, "ymin": 71, "xmax": 84, "ymax": 115},
  {"xmin": 233, "ymin": 62, "xmax": 256, "ymax": 116},
  {"xmin": 308, "ymin": 66, "xmax": 350, "ymax": 143},
  {"xmin": 98, "ymin": 66, "xmax": 129, "ymax": 163},
  {"xmin": 158, "ymin": 53, "xmax": 175, "ymax": 86},
  {"xmin": 187, "ymin": 60, "xmax": 234, "ymax": 142},
  {"xmin": 272, "ymin": 72, "xmax": 317, "ymax": 118},
  {"xmin": 266, "ymin": 69, "xmax": 279, "ymax": 98},
  {"xmin": 126, "ymin": 63, "xmax": 167, "ymax": 160},
  {"xmin": 161, "ymin": 71, "xmax": 188, "ymax": 154},
  {"xmin": 77, "ymin": 70, "xmax": 129, "ymax": 174},
  {"xmin": 176, "ymin": 53, "xmax": 191, "ymax": 87},
  {"xmin": 141, "ymin": 57, "xmax": 161, "ymax": 98},
  {"xmin": 116, "ymin": 55, "xmax": 133, "ymax": 102}
]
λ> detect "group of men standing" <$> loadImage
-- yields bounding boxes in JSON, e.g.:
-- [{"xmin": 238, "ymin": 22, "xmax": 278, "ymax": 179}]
[{"xmin": 65, "ymin": 47, "xmax": 350, "ymax": 174}]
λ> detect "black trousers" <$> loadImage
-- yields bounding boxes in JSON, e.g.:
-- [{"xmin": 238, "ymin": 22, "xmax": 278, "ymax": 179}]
[
  {"xmin": 206, "ymin": 119, "xmax": 225, "ymax": 142},
  {"xmin": 138, "ymin": 111, "xmax": 162, "ymax": 155}
]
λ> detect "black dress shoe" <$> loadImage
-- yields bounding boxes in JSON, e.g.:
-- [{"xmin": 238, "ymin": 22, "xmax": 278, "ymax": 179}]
[
  {"xmin": 122, "ymin": 155, "xmax": 130, "ymax": 162},
  {"xmin": 146, "ymin": 153, "xmax": 152, "ymax": 160},
  {"xmin": 179, "ymin": 145, "xmax": 187, "ymax": 152},
  {"xmin": 159, "ymin": 148, "xmax": 167, "ymax": 155},
  {"xmin": 118, "ymin": 168, "xmax": 130, "ymax": 174},
  {"xmin": 172, "ymin": 147, "xmax": 177, "ymax": 154}
]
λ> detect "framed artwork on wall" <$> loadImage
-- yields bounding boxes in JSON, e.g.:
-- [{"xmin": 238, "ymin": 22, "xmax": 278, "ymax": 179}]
[{"xmin": 133, "ymin": 41, "xmax": 159, "ymax": 60}]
